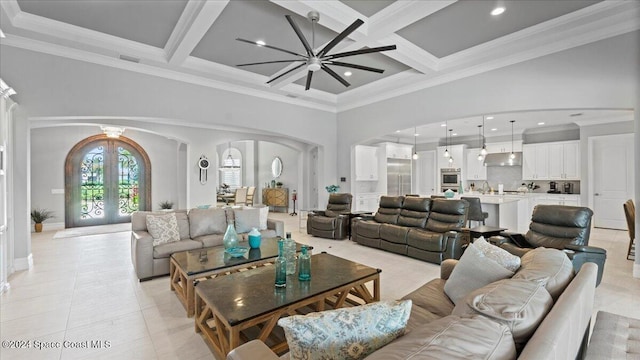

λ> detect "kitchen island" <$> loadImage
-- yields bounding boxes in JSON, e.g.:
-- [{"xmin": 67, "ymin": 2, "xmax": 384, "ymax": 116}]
[{"xmin": 475, "ymin": 195, "xmax": 529, "ymax": 233}]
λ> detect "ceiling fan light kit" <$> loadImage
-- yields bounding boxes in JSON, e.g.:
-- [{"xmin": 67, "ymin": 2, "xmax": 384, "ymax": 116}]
[{"xmin": 236, "ymin": 11, "xmax": 397, "ymax": 90}]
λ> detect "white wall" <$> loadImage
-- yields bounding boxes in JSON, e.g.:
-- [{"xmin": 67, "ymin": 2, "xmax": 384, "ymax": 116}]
[
  {"xmin": 0, "ymin": 45, "xmax": 338, "ymax": 271},
  {"xmin": 257, "ymin": 141, "xmax": 299, "ymax": 210},
  {"xmin": 338, "ymin": 31, "xmax": 639, "ymax": 193},
  {"xmin": 30, "ymin": 126, "xmax": 182, "ymax": 227}
]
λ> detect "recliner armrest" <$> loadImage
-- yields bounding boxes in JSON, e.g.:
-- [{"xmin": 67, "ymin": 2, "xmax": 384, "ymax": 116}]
[
  {"xmin": 564, "ymin": 244, "xmax": 607, "ymax": 254},
  {"xmin": 308, "ymin": 210, "xmax": 326, "ymax": 217}
]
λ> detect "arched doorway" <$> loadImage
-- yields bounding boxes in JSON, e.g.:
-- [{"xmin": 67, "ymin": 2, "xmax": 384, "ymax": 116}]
[{"xmin": 64, "ymin": 134, "xmax": 151, "ymax": 227}]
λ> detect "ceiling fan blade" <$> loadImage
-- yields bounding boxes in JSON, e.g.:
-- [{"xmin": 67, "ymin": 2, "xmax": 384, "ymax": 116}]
[
  {"xmin": 266, "ymin": 62, "xmax": 307, "ymax": 84},
  {"xmin": 326, "ymin": 45, "xmax": 397, "ymax": 60},
  {"xmin": 317, "ymin": 19, "xmax": 364, "ymax": 57},
  {"xmin": 237, "ymin": 60, "xmax": 303, "ymax": 67},
  {"xmin": 321, "ymin": 64, "xmax": 350, "ymax": 87},
  {"xmin": 305, "ymin": 71, "xmax": 313, "ymax": 90},
  {"xmin": 236, "ymin": 38, "xmax": 307, "ymax": 58},
  {"xmin": 285, "ymin": 15, "xmax": 314, "ymax": 56},
  {"xmin": 328, "ymin": 61, "xmax": 385, "ymax": 73}
]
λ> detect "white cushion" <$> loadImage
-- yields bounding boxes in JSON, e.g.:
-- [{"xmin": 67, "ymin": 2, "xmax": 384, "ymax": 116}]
[
  {"xmin": 233, "ymin": 208, "xmax": 261, "ymax": 233},
  {"xmin": 278, "ymin": 300, "xmax": 412, "ymax": 360},
  {"xmin": 444, "ymin": 243, "xmax": 514, "ymax": 305},
  {"xmin": 146, "ymin": 213, "xmax": 180, "ymax": 246},
  {"xmin": 474, "ymin": 237, "xmax": 521, "ymax": 272}
]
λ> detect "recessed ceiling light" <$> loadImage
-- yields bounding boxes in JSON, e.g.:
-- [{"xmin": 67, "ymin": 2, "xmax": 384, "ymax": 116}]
[
  {"xmin": 537, "ymin": 122, "xmax": 545, "ymax": 125},
  {"xmin": 395, "ymin": 130, "xmax": 401, "ymax": 133},
  {"xmin": 452, "ymin": 133, "xmax": 458, "ymax": 136},
  {"xmin": 486, "ymin": 116, "xmax": 494, "ymax": 120},
  {"xmin": 256, "ymin": 40, "xmax": 266, "ymax": 46},
  {"xmin": 491, "ymin": 7, "xmax": 505, "ymax": 16},
  {"xmin": 414, "ymin": 133, "xmax": 419, "ymax": 137},
  {"xmin": 441, "ymin": 123, "xmax": 446, "ymax": 127},
  {"xmin": 344, "ymin": 71, "xmax": 352, "ymax": 77},
  {"xmin": 491, "ymin": 128, "xmax": 498, "ymax": 131}
]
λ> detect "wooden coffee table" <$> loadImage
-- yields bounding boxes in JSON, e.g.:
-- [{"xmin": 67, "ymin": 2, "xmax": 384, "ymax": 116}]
[
  {"xmin": 194, "ymin": 253, "xmax": 381, "ymax": 358},
  {"xmin": 169, "ymin": 238, "xmax": 309, "ymax": 317}
]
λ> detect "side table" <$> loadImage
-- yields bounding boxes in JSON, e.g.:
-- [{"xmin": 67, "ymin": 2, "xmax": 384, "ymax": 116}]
[
  {"xmin": 348, "ymin": 211, "xmax": 373, "ymax": 240},
  {"xmin": 469, "ymin": 225, "xmax": 507, "ymax": 242}
]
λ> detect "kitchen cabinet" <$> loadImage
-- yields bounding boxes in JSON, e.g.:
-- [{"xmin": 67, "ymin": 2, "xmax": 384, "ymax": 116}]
[
  {"xmin": 485, "ymin": 140, "xmax": 523, "ymax": 154},
  {"xmin": 355, "ymin": 193, "xmax": 382, "ymax": 212},
  {"xmin": 466, "ymin": 148, "xmax": 487, "ymax": 180},
  {"xmin": 548, "ymin": 141, "xmax": 580, "ymax": 180},
  {"xmin": 436, "ymin": 144, "xmax": 466, "ymax": 171},
  {"xmin": 523, "ymin": 141, "xmax": 579, "ymax": 180},
  {"xmin": 532, "ymin": 194, "xmax": 580, "ymax": 207},
  {"xmin": 522, "ymin": 144, "xmax": 549, "ymax": 180},
  {"xmin": 385, "ymin": 143, "xmax": 412, "ymax": 159},
  {"xmin": 355, "ymin": 145, "xmax": 378, "ymax": 181}
]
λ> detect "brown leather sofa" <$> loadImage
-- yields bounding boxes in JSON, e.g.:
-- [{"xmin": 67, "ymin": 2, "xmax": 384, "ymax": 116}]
[
  {"xmin": 351, "ymin": 196, "xmax": 469, "ymax": 264},
  {"xmin": 492, "ymin": 204, "xmax": 607, "ymax": 286},
  {"xmin": 306, "ymin": 193, "xmax": 353, "ymax": 240},
  {"xmin": 226, "ymin": 248, "xmax": 599, "ymax": 360}
]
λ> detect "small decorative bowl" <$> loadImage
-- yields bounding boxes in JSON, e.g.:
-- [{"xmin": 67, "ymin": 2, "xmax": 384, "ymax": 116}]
[{"xmin": 225, "ymin": 246, "xmax": 249, "ymax": 258}]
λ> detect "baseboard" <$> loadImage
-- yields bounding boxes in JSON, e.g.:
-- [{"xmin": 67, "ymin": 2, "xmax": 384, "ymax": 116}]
[
  {"xmin": 634, "ymin": 263, "xmax": 640, "ymax": 279},
  {"xmin": 31, "ymin": 222, "xmax": 65, "ymax": 232},
  {"xmin": 14, "ymin": 253, "xmax": 33, "ymax": 271}
]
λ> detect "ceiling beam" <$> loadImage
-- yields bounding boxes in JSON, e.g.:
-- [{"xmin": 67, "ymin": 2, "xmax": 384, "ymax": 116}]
[
  {"xmin": 165, "ymin": 0, "xmax": 229, "ymax": 66},
  {"xmin": 368, "ymin": 0, "xmax": 456, "ymax": 36}
]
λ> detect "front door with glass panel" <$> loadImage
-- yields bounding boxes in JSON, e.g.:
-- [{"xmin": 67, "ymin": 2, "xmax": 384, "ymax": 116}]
[{"xmin": 65, "ymin": 135, "xmax": 150, "ymax": 227}]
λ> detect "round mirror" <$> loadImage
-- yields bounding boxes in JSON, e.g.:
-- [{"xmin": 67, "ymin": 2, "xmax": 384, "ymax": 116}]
[{"xmin": 271, "ymin": 157, "xmax": 283, "ymax": 178}]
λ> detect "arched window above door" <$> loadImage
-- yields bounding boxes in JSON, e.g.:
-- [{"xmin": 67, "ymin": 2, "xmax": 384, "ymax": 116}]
[{"xmin": 219, "ymin": 147, "xmax": 242, "ymax": 189}]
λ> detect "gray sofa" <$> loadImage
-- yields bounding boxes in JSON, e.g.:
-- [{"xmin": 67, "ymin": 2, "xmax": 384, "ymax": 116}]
[
  {"xmin": 226, "ymin": 247, "xmax": 598, "ymax": 360},
  {"xmin": 131, "ymin": 207, "xmax": 284, "ymax": 280},
  {"xmin": 352, "ymin": 196, "xmax": 469, "ymax": 264}
]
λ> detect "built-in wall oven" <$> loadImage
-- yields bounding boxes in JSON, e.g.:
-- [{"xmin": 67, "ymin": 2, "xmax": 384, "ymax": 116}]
[{"xmin": 441, "ymin": 168, "xmax": 461, "ymax": 192}]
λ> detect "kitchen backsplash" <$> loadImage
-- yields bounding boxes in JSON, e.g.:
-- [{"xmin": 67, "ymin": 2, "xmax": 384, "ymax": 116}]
[{"xmin": 467, "ymin": 166, "xmax": 580, "ymax": 194}]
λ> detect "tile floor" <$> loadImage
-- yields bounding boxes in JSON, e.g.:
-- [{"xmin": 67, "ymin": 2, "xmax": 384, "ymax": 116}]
[{"xmin": 1, "ymin": 212, "xmax": 639, "ymax": 359}]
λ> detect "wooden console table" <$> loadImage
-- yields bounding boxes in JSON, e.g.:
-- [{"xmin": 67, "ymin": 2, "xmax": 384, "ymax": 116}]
[{"xmin": 262, "ymin": 188, "xmax": 288, "ymax": 212}]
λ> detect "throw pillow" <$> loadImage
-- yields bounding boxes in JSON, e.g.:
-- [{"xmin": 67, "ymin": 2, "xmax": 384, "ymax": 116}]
[
  {"xmin": 252, "ymin": 205, "xmax": 269, "ymax": 230},
  {"xmin": 452, "ymin": 278, "xmax": 553, "ymax": 351},
  {"xmin": 146, "ymin": 213, "xmax": 180, "ymax": 246},
  {"xmin": 444, "ymin": 243, "xmax": 514, "ymax": 305},
  {"xmin": 188, "ymin": 207, "xmax": 227, "ymax": 238},
  {"xmin": 474, "ymin": 237, "xmax": 521, "ymax": 272},
  {"xmin": 278, "ymin": 300, "xmax": 412, "ymax": 360},
  {"xmin": 234, "ymin": 208, "xmax": 261, "ymax": 233}
]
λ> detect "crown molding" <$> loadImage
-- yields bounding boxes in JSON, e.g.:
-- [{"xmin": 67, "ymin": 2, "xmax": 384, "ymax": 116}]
[{"xmin": 1, "ymin": 35, "xmax": 336, "ymax": 113}]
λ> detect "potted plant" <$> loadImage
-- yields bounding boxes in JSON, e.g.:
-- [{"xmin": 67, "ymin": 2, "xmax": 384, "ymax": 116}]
[
  {"xmin": 159, "ymin": 200, "xmax": 174, "ymax": 210},
  {"xmin": 275, "ymin": 181, "xmax": 283, "ymax": 188},
  {"xmin": 30, "ymin": 208, "xmax": 54, "ymax": 233},
  {"xmin": 325, "ymin": 184, "xmax": 340, "ymax": 193}
]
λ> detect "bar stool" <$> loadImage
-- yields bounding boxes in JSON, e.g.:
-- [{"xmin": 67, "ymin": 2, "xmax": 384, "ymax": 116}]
[{"xmin": 461, "ymin": 197, "xmax": 488, "ymax": 227}]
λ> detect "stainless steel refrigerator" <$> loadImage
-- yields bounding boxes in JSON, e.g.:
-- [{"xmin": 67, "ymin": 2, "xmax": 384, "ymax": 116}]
[{"xmin": 387, "ymin": 159, "xmax": 412, "ymax": 196}]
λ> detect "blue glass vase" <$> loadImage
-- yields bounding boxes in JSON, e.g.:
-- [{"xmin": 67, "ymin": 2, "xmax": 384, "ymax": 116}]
[
  {"xmin": 223, "ymin": 221, "xmax": 239, "ymax": 250},
  {"xmin": 298, "ymin": 246, "xmax": 311, "ymax": 281},
  {"xmin": 275, "ymin": 239, "xmax": 287, "ymax": 288}
]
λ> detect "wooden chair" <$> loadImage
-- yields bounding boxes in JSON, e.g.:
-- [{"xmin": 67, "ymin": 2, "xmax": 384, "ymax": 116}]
[
  {"xmin": 232, "ymin": 187, "xmax": 248, "ymax": 206},
  {"xmin": 246, "ymin": 186, "xmax": 256, "ymax": 206},
  {"xmin": 624, "ymin": 199, "xmax": 635, "ymax": 260}
]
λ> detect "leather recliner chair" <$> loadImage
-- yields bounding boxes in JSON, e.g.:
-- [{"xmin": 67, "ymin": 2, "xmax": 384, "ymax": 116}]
[
  {"xmin": 307, "ymin": 193, "xmax": 353, "ymax": 240},
  {"xmin": 493, "ymin": 204, "xmax": 607, "ymax": 286}
]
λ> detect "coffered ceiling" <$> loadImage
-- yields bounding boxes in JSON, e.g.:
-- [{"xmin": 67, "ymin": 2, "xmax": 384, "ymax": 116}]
[{"xmin": 1, "ymin": 0, "xmax": 639, "ymax": 112}]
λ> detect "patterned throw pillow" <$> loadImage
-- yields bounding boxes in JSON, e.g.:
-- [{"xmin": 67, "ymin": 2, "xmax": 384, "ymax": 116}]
[
  {"xmin": 278, "ymin": 300, "xmax": 412, "ymax": 360},
  {"xmin": 146, "ymin": 213, "xmax": 180, "ymax": 246},
  {"xmin": 474, "ymin": 237, "xmax": 521, "ymax": 272}
]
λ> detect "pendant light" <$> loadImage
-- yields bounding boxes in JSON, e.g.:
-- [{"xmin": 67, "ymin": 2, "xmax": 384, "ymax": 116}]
[
  {"xmin": 443, "ymin": 120, "xmax": 450, "ymax": 158},
  {"xmin": 412, "ymin": 127, "xmax": 419, "ymax": 160},
  {"xmin": 509, "ymin": 120, "xmax": 516, "ymax": 160},
  {"xmin": 477, "ymin": 125, "xmax": 484, "ymax": 161},
  {"xmin": 448, "ymin": 129, "xmax": 454, "ymax": 164},
  {"xmin": 480, "ymin": 116, "xmax": 488, "ymax": 156},
  {"xmin": 219, "ymin": 142, "xmax": 240, "ymax": 171}
]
